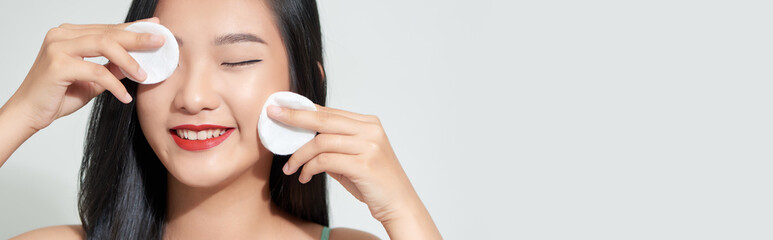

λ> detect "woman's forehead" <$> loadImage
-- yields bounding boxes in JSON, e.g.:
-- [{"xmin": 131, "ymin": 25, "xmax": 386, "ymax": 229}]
[{"xmin": 154, "ymin": 0, "xmax": 278, "ymax": 46}]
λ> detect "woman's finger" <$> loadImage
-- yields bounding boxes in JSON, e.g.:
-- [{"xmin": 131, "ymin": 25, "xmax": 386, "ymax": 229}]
[
  {"xmin": 297, "ymin": 153, "xmax": 361, "ymax": 184},
  {"xmin": 57, "ymin": 17, "xmax": 160, "ymax": 30},
  {"xmin": 285, "ymin": 134, "xmax": 367, "ymax": 175},
  {"xmin": 57, "ymin": 34, "xmax": 162, "ymax": 81},
  {"xmin": 48, "ymin": 18, "xmax": 164, "ymax": 46},
  {"xmin": 267, "ymin": 105, "xmax": 366, "ymax": 135},
  {"xmin": 104, "ymin": 62, "xmax": 128, "ymax": 80},
  {"xmin": 60, "ymin": 60, "xmax": 133, "ymax": 104},
  {"xmin": 315, "ymin": 104, "xmax": 377, "ymax": 123},
  {"xmin": 61, "ymin": 35, "xmax": 146, "ymax": 81},
  {"xmin": 53, "ymin": 28, "xmax": 164, "ymax": 52},
  {"xmin": 61, "ymin": 32, "xmax": 163, "ymax": 57}
]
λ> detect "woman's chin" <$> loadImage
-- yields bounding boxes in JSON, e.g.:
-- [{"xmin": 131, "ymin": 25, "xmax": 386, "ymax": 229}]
[
  {"xmin": 164, "ymin": 155, "xmax": 249, "ymax": 189},
  {"xmin": 171, "ymin": 171, "xmax": 229, "ymax": 189}
]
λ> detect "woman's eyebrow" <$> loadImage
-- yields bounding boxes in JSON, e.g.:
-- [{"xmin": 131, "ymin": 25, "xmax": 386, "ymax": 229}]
[
  {"xmin": 214, "ymin": 33, "xmax": 267, "ymax": 46},
  {"xmin": 172, "ymin": 33, "xmax": 266, "ymax": 47}
]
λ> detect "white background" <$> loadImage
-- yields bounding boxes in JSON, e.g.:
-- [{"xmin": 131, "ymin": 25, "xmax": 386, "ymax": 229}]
[{"xmin": 1, "ymin": 0, "xmax": 772, "ymax": 239}]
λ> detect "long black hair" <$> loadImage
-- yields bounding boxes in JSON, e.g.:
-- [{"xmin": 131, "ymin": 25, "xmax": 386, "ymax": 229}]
[{"xmin": 78, "ymin": 0, "xmax": 327, "ymax": 239}]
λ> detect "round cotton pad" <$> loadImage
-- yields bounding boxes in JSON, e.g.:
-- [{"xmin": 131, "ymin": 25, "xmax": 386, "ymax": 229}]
[
  {"xmin": 258, "ymin": 91, "xmax": 318, "ymax": 155},
  {"xmin": 119, "ymin": 22, "xmax": 179, "ymax": 84}
]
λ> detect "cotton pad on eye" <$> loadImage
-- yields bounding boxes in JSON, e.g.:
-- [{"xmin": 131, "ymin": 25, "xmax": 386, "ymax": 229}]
[
  {"xmin": 119, "ymin": 22, "xmax": 179, "ymax": 84},
  {"xmin": 258, "ymin": 91, "xmax": 317, "ymax": 155}
]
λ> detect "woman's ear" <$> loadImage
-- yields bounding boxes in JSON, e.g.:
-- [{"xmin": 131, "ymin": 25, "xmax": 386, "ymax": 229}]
[{"xmin": 317, "ymin": 61, "xmax": 325, "ymax": 81}]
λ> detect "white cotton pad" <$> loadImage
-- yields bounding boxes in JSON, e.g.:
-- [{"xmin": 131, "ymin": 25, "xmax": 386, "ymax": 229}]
[
  {"xmin": 258, "ymin": 91, "xmax": 318, "ymax": 155},
  {"xmin": 119, "ymin": 22, "xmax": 179, "ymax": 84}
]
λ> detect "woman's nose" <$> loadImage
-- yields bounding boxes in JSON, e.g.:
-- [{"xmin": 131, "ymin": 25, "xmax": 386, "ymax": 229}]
[{"xmin": 172, "ymin": 62, "xmax": 221, "ymax": 115}]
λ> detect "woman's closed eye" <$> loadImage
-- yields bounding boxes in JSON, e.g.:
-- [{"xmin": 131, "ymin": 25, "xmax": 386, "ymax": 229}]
[{"xmin": 222, "ymin": 59, "xmax": 263, "ymax": 67}]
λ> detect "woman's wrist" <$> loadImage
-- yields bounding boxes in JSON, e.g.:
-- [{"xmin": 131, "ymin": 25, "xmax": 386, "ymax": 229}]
[
  {"xmin": 379, "ymin": 189, "xmax": 443, "ymax": 240},
  {"xmin": 0, "ymin": 101, "xmax": 40, "ymax": 167}
]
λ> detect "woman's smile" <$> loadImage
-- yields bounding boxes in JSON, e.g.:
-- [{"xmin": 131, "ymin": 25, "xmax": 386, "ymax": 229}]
[
  {"xmin": 170, "ymin": 124, "xmax": 236, "ymax": 151},
  {"xmin": 0, "ymin": 0, "xmax": 442, "ymax": 238}
]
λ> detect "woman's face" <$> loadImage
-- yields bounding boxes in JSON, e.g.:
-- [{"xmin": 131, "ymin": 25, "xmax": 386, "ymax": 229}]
[{"xmin": 136, "ymin": 0, "xmax": 288, "ymax": 187}]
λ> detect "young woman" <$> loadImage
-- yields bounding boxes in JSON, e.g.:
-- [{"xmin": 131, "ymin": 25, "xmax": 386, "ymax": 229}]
[{"xmin": 1, "ymin": 0, "xmax": 441, "ymax": 239}]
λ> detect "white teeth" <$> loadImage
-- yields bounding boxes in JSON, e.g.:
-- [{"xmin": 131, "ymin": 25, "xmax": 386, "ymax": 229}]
[
  {"xmin": 175, "ymin": 128, "xmax": 227, "ymax": 140},
  {"xmin": 189, "ymin": 130, "xmax": 198, "ymax": 140}
]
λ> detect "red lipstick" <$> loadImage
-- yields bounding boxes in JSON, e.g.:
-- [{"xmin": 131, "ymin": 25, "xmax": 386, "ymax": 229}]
[{"xmin": 170, "ymin": 124, "xmax": 234, "ymax": 151}]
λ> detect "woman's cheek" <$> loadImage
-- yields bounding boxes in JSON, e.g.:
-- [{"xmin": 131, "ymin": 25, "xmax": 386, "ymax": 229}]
[
  {"xmin": 224, "ymin": 73, "xmax": 271, "ymax": 129},
  {"xmin": 136, "ymin": 86, "xmax": 172, "ymax": 159}
]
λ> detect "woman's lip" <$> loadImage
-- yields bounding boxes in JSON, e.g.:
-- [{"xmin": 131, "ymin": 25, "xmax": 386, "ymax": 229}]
[
  {"xmin": 170, "ymin": 128, "xmax": 235, "ymax": 151},
  {"xmin": 171, "ymin": 124, "xmax": 232, "ymax": 131}
]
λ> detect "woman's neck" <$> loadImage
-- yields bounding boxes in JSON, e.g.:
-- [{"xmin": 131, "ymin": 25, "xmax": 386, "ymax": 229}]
[{"xmin": 163, "ymin": 155, "xmax": 291, "ymax": 239}]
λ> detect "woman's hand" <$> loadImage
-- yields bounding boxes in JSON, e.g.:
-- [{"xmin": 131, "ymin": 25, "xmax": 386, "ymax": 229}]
[
  {"xmin": 267, "ymin": 104, "xmax": 442, "ymax": 239},
  {"xmin": 5, "ymin": 17, "xmax": 164, "ymax": 132}
]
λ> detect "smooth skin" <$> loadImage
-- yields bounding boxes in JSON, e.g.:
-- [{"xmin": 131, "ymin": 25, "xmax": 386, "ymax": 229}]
[
  {"xmin": 0, "ymin": 18, "xmax": 160, "ymax": 165},
  {"xmin": 2, "ymin": 0, "xmax": 441, "ymax": 239},
  {"xmin": 270, "ymin": 104, "xmax": 442, "ymax": 239}
]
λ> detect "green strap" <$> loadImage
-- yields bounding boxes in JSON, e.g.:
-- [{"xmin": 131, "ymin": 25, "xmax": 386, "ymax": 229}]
[{"xmin": 321, "ymin": 226, "xmax": 331, "ymax": 240}]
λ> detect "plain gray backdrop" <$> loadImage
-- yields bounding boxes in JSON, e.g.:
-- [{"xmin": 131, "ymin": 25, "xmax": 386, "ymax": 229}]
[{"xmin": 1, "ymin": 0, "xmax": 771, "ymax": 239}]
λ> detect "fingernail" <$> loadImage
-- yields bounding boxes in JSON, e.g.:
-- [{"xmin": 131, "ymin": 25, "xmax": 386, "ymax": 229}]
[
  {"xmin": 124, "ymin": 93, "xmax": 133, "ymax": 103},
  {"xmin": 149, "ymin": 34, "xmax": 164, "ymax": 44},
  {"xmin": 282, "ymin": 163, "xmax": 290, "ymax": 175},
  {"xmin": 137, "ymin": 67, "xmax": 147, "ymax": 81},
  {"xmin": 268, "ymin": 105, "xmax": 283, "ymax": 116}
]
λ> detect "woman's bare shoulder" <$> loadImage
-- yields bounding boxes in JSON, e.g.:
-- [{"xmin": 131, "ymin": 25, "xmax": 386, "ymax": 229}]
[
  {"xmin": 10, "ymin": 224, "xmax": 378, "ymax": 240},
  {"xmin": 329, "ymin": 227, "xmax": 380, "ymax": 240},
  {"xmin": 11, "ymin": 224, "xmax": 85, "ymax": 240}
]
